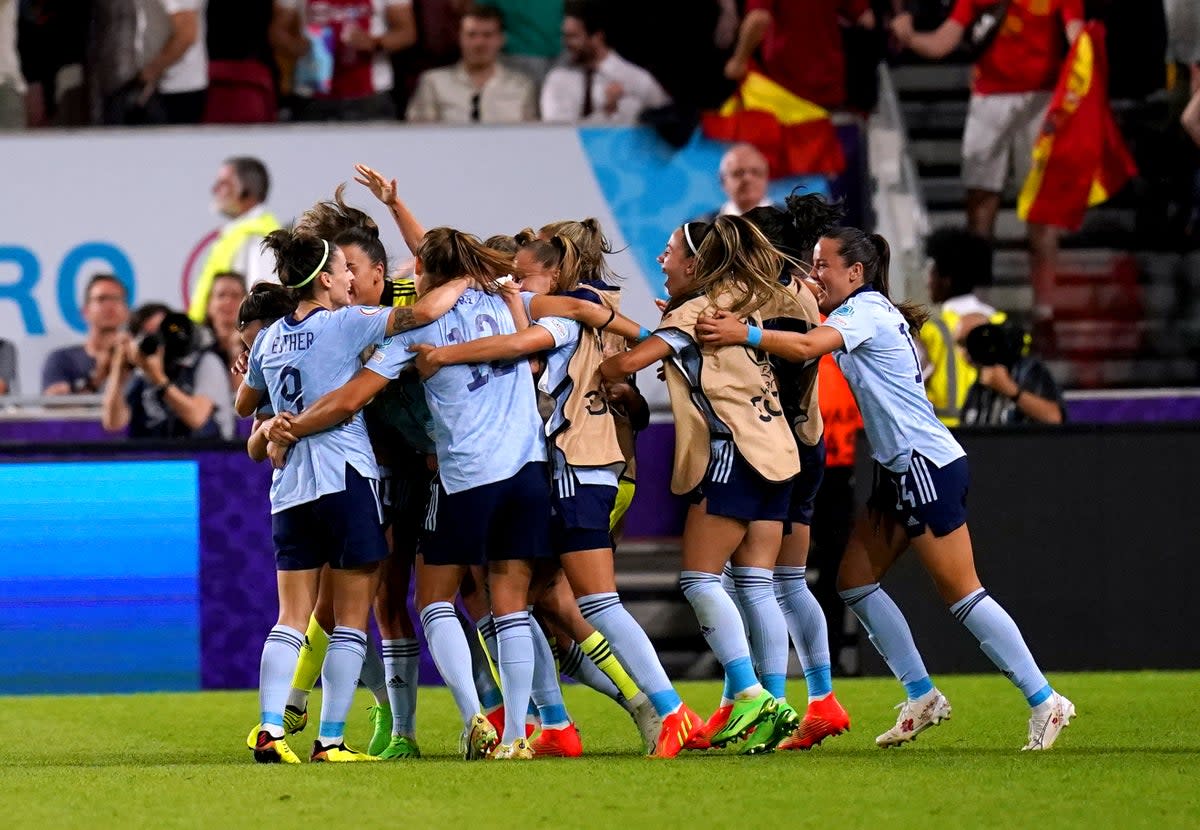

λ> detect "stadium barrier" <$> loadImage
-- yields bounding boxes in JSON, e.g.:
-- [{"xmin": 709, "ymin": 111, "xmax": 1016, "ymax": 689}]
[{"xmin": 1, "ymin": 419, "xmax": 1196, "ymax": 693}]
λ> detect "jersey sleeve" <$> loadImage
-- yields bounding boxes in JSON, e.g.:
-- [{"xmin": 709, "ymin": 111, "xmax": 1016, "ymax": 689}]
[
  {"xmin": 948, "ymin": 0, "xmax": 976, "ymax": 27},
  {"xmin": 337, "ymin": 305, "xmax": 393, "ymax": 353},
  {"xmin": 366, "ymin": 333, "xmax": 416, "ymax": 380},
  {"xmin": 533, "ymin": 316, "xmax": 580, "ymax": 349},
  {"xmin": 245, "ymin": 336, "xmax": 266, "ymax": 390},
  {"xmin": 822, "ymin": 297, "xmax": 876, "ymax": 353}
]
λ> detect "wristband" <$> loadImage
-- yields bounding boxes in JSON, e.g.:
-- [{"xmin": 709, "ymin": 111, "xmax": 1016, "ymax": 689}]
[
  {"xmin": 638, "ymin": 327, "xmax": 652, "ymax": 341},
  {"xmin": 745, "ymin": 325, "xmax": 763, "ymax": 348},
  {"xmin": 598, "ymin": 307, "xmax": 617, "ymax": 330}
]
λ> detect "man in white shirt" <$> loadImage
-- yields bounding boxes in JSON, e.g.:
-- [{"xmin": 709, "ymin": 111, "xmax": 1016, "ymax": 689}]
[
  {"xmin": 137, "ymin": 0, "xmax": 208, "ymax": 124},
  {"xmin": 540, "ymin": 0, "xmax": 670, "ymax": 125},
  {"xmin": 407, "ymin": 4, "xmax": 536, "ymax": 123}
]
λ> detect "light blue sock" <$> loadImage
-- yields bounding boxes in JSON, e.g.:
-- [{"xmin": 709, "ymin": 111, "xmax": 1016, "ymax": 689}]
[
  {"xmin": 382, "ymin": 638, "xmax": 420, "ymax": 738},
  {"xmin": 680, "ymin": 570, "xmax": 762, "ymax": 698},
  {"xmin": 733, "ymin": 566, "xmax": 790, "ymax": 700},
  {"xmin": 559, "ymin": 640, "xmax": 624, "ymax": 704},
  {"xmin": 840, "ymin": 584, "xmax": 934, "ymax": 700},
  {"xmin": 259, "ymin": 624, "xmax": 304, "ymax": 736},
  {"xmin": 468, "ymin": 615, "xmax": 504, "ymax": 710},
  {"xmin": 529, "ymin": 618, "xmax": 571, "ymax": 729},
  {"xmin": 421, "ymin": 602, "xmax": 482, "ymax": 726},
  {"xmin": 951, "ymin": 588, "xmax": 1052, "ymax": 706},
  {"xmin": 318, "ymin": 626, "xmax": 368, "ymax": 745},
  {"xmin": 579, "ymin": 592, "xmax": 681, "ymax": 717},
  {"xmin": 494, "ymin": 610, "xmax": 536, "ymax": 744},
  {"xmin": 719, "ymin": 563, "xmax": 749, "ymax": 702},
  {"xmin": 775, "ymin": 566, "xmax": 833, "ymax": 700}
]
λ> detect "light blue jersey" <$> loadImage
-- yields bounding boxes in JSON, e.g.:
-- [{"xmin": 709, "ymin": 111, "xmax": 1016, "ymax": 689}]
[
  {"xmin": 522, "ymin": 293, "xmax": 620, "ymax": 492},
  {"xmin": 823, "ymin": 288, "xmax": 964, "ymax": 473},
  {"xmin": 367, "ymin": 288, "xmax": 546, "ymax": 494},
  {"xmin": 246, "ymin": 305, "xmax": 391, "ymax": 513}
]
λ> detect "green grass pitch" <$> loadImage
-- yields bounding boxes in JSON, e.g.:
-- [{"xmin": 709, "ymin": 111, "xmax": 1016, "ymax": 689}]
[{"xmin": 0, "ymin": 672, "xmax": 1196, "ymax": 829}]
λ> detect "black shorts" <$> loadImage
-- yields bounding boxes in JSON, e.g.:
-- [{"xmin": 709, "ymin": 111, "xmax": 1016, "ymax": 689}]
[
  {"xmin": 688, "ymin": 444, "xmax": 793, "ymax": 522},
  {"xmin": 422, "ymin": 461, "xmax": 556, "ymax": 566},
  {"xmin": 867, "ymin": 453, "xmax": 969, "ymax": 539},
  {"xmin": 786, "ymin": 438, "xmax": 827, "ymax": 532},
  {"xmin": 552, "ymin": 483, "xmax": 617, "ymax": 554},
  {"xmin": 272, "ymin": 464, "xmax": 389, "ymax": 571},
  {"xmin": 380, "ymin": 453, "xmax": 435, "ymax": 539}
]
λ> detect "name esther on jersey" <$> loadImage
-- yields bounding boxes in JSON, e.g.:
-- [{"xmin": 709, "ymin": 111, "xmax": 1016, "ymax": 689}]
[{"xmin": 269, "ymin": 331, "xmax": 316, "ymax": 354}]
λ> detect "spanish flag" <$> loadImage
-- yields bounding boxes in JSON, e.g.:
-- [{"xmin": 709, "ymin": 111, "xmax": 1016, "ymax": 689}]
[
  {"xmin": 1017, "ymin": 21, "xmax": 1137, "ymax": 231},
  {"xmin": 701, "ymin": 71, "xmax": 845, "ymax": 178}
]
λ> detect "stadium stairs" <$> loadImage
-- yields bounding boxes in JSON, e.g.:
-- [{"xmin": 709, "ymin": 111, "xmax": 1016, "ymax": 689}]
[{"xmin": 891, "ymin": 59, "xmax": 1200, "ymax": 388}]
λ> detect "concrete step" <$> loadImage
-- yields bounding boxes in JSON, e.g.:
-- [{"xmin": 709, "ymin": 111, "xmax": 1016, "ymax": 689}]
[
  {"xmin": 902, "ymin": 98, "xmax": 968, "ymax": 132},
  {"xmin": 890, "ymin": 63, "xmax": 972, "ymax": 95}
]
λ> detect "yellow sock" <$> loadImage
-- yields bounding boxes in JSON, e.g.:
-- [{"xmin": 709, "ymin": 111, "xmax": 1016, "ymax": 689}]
[
  {"xmin": 290, "ymin": 615, "xmax": 330, "ymax": 693},
  {"xmin": 580, "ymin": 631, "xmax": 640, "ymax": 701}
]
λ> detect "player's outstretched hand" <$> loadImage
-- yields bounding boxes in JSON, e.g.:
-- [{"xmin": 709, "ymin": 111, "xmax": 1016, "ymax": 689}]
[
  {"xmin": 354, "ymin": 163, "xmax": 397, "ymax": 205},
  {"xmin": 409, "ymin": 343, "xmax": 441, "ymax": 380},
  {"xmin": 695, "ymin": 310, "xmax": 749, "ymax": 347}
]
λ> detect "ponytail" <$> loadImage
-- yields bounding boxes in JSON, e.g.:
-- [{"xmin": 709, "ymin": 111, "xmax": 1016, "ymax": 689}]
[
  {"xmin": 261, "ymin": 228, "xmax": 332, "ymax": 298},
  {"xmin": 418, "ymin": 227, "xmax": 514, "ymax": 291},
  {"xmin": 824, "ymin": 227, "xmax": 927, "ymax": 332},
  {"xmin": 539, "ymin": 217, "xmax": 619, "ymax": 284},
  {"xmin": 515, "ymin": 230, "xmax": 582, "ymax": 293}
]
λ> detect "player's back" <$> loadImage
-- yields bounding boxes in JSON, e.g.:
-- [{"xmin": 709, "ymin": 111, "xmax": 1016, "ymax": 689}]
[
  {"xmin": 251, "ymin": 305, "xmax": 391, "ymax": 510},
  {"xmin": 370, "ymin": 288, "xmax": 546, "ymax": 493}
]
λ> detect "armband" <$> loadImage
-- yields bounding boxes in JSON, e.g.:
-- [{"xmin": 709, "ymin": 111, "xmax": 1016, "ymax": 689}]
[{"xmin": 745, "ymin": 325, "xmax": 763, "ymax": 348}]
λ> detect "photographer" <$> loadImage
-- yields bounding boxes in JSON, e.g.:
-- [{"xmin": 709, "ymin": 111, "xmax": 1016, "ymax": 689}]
[
  {"xmin": 101, "ymin": 304, "xmax": 235, "ymax": 439},
  {"xmin": 959, "ymin": 315, "xmax": 1065, "ymax": 426}
]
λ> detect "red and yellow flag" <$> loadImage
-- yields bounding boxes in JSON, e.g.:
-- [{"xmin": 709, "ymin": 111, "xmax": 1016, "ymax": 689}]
[
  {"xmin": 701, "ymin": 71, "xmax": 846, "ymax": 178},
  {"xmin": 1017, "ymin": 21, "xmax": 1137, "ymax": 231}
]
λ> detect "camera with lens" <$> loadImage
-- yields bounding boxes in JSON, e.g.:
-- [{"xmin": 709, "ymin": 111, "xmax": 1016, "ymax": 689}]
[
  {"xmin": 135, "ymin": 312, "xmax": 207, "ymax": 370},
  {"xmin": 963, "ymin": 320, "xmax": 1026, "ymax": 368}
]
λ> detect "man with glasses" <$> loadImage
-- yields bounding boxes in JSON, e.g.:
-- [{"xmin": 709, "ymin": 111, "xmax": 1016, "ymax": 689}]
[
  {"xmin": 41, "ymin": 274, "xmax": 131, "ymax": 395},
  {"xmin": 406, "ymin": 4, "xmax": 536, "ymax": 124}
]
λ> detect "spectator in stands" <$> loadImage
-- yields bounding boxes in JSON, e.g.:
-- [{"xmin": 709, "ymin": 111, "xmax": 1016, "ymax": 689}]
[
  {"xmin": 42, "ymin": 274, "xmax": 130, "ymax": 395},
  {"xmin": 136, "ymin": 0, "xmax": 209, "ymax": 124},
  {"xmin": 204, "ymin": 0, "xmax": 278, "ymax": 123},
  {"xmin": 723, "ymin": 0, "xmax": 875, "ymax": 110},
  {"xmin": 478, "ymin": 0, "xmax": 561, "ymax": 84},
  {"xmin": 406, "ymin": 4, "xmax": 536, "ymax": 124},
  {"xmin": 919, "ymin": 227, "xmax": 1005, "ymax": 427},
  {"xmin": 698, "ymin": 143, "xmax": 776, "ymax": 222},
  {"xmin": 0, "ymin": 337, "xmax": 16, "ymax": 394},
  {"xmin": 0, "ymin": 0, "xmax": 24, "ymax": 128},
  {"xmin": 101, "ymin": 305, "xmax": 236, "ymax": 439},
  {"xmin": 1168, "ymin": 0, "xmax": 1200, "ymax": 234},
  {"xmin": 270, "ymin": 0, "xmax": 416, "ymax": 121},
  {"xmin": 892, "ymin": 1, "xmax": 1084, "ymax": 317},
  {"xmin": 188, "ymin": 157, "xmax": 280, "ymax": 323},
  {"xmin": 204, "ymin": 271, "xmax": 248, "ymax": 382},
  {"xmin": 17, "ymin": 0, "xmax": 90, "ymax": 127},
  {"xmin": 959, "ymin": 316, "xmax": 1065, "ymax": 425},
  {"xmin": 540, "ymin": 0, "xmax": 670, "ymax": 124}
]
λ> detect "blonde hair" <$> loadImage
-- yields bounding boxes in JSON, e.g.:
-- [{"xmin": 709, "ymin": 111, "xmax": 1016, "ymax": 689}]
[
  {"xmin": 667, "ymin": 214, "xmax": 791, "ymax": 317},
  {"xmin": 515, "ymin": 227, "xmax": 583, "ymax": 293},
  {"xmin": 538, "ymin": 217, "xmax": 616, "ymax": 284}
]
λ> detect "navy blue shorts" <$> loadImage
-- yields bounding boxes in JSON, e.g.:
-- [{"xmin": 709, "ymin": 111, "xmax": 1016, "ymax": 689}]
[
  {"xmin": 786, "ymin": 438, "xmax": 827, "ymax": 531},
  {"xmin": 380, "ymin": 453, "xmax": 434, "ymax": 537},
  {"xmin": 422, "ymin": 461, "xmax": 555, "ymax": 567},
  {"xmin": 688, "ymin": 444, "xmax": 793, "ymax": 522},
  {"xmin": 552, "ymin": 483, "xmax": 617, "ymax": 554},
  {"xmin": 272, "ymin": 464, "xmax": 389, "ymax": 571},
  {"xmin": 867, "ymin": 453, "xmax": 969, "ymax": 538}
]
